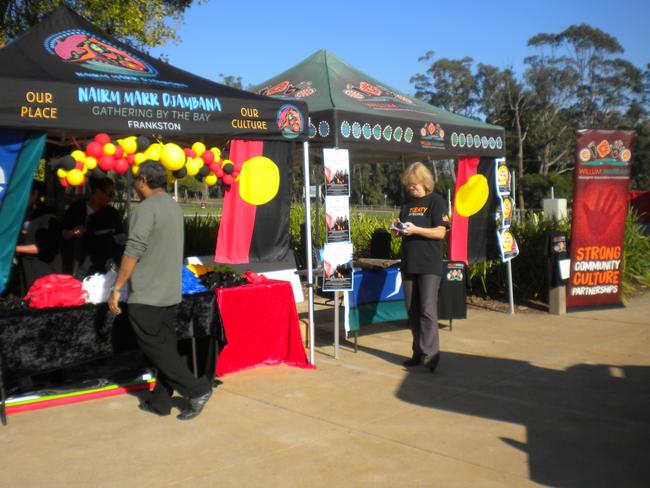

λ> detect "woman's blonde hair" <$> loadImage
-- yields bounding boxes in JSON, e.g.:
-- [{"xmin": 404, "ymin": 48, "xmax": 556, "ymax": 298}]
[{"xmin": 401, "ymin": 162, "xmax": 434, "ymax": 194}]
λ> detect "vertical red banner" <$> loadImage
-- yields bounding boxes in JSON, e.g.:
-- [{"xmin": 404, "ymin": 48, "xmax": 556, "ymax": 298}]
[{"xmin": 567, "ymin": 130, "xmax": 635, "ymax": 310}]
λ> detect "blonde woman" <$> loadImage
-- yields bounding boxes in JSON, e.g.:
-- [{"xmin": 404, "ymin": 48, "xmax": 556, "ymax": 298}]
[{"xmin": 392, "ymin": 162, "xmax": 449, "ymax": 372}]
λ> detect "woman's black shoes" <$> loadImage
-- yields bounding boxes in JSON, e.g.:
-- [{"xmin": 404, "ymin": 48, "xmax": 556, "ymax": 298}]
[
  {"xmin": 424, "ymin": 353, "xmax": 440, "ymax": 373},
  {"xmin": 138, "ymin": 401, "xmax": 170, "ymax": 417},
  {"xmin": 177, "ymin": 389, "xmax": 213, "ymax": 421},
  {"xmin": 402, "ymin": 356, "xmax": 422, "ymax": 367}
]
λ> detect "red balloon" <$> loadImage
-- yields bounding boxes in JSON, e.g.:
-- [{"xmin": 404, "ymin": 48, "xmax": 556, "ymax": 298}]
[
  {"xmin": 114, "ymin": 146, "xmax": 124, "ymax": 159},
  {"xmin": 86, "ymin": 141, "xmax": 103, "ymax": 158},
  {"xmin": 222, "ymin": 174, "xmax": 233, "ymax": 185},
  {"xmin": 98, "ymin": 154, "xmax": 115, "ymax": 171},
  {"xmin": 201, "ymin": 151, "xmax": 214, "ymax": 164},
  {"xmin": 75, "ymin": 161, "xmax": 84, "ymax": 170},
  {"xmin": 232, "ymin": 170, "xmax": 240, "ymax": 178},
  {"xmin": 215, "ymin": 167, "xmax": 224, "ymax": 178},
  {"xmin": 208, "ymin": 162, "xmax": 219, "ymax": 173},
  {"xmin": 126, "ymin": 154, "xmax": 135, "ymax": 165},
  {"xmin": 184, "ymin": 148, "xmax": 196, "ymax": 158},
  {"xmin": 233, "ymin": 161, "xmax": 243, "ymax": 172},
  {"xmin": 114, "ymin": 158, "xmax": 129, "ymax": 174},
  {"xmin": 59, "ymin": 177, "xmax": 70, "ymax": 188},
  {"xmin": 95, "ymin": 133, "xmax": 111, "ymax": 145}
]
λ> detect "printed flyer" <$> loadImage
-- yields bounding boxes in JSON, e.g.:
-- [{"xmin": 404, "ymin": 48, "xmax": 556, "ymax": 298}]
[
  {"xmin": 325, "ymin": 196, "xmax": 351, "ymax": 243},
  {"xmin": 323, "ymin": 148, "xmax": 350, "ymax": 197},
  {"xmin": 322, "ymin": 242, "xmax": 353, "ymax": 292}
]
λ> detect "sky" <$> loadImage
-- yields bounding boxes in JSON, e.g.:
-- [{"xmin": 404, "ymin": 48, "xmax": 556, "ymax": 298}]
[{"xmin": 150, "ymin": 0, "xmax": 650, "ymax": 96}]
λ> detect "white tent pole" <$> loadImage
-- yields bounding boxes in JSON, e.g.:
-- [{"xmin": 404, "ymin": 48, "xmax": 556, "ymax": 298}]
[{"xmin": 302, "ymin": 140, "xmax": 315, "ymax": 364}]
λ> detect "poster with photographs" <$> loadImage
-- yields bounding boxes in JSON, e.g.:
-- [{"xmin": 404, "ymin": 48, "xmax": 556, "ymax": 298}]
[
  {"xmin": 322, "ymin": 242, "xmax": 354, "ymax": 292},
  {"xmin": 495, "ymin": 157, "xmax": 511, "ymax": 196},
  {"xmin": 497, "ymin": 227, "xmax": 519, "ymax": 262},
  {"xmin": 497, "ymin": 195, "xmax": 514, "ymax": 227},
  {"xmin": 325, "ymin": 195, "xmax": 351, "ymax": 243},
  {"xmin": 323, "ymin": 148, "xmax": 350, "ymax": 197}
]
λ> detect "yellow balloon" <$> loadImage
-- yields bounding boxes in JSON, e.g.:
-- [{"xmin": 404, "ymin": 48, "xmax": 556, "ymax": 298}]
[
  {"xmin": 57, "ymin": 168, "xmax": 67, "ymax": 179},
  {"xmin": 84, "ymin": 156, "xmax": 97, "ymax": 169},
  {"xmin": 131, "ymin": 165, "xmax": 140, "ymax": 176},
  {"xmin": 221, "ymin": 159, "xmax": 233, "ymax": 168},
  {"xmin": 66, "ymin": 168, "xmax": 85, "ymax": 186},
  {"xmin": 103, "ymin": 143, "xmax": 116, "ymax": 156},
  {"xmin": 167, "ymin": 172, "xmax": 176, "ymax": 184},
  {"xmin": 160, "ymin": 143, "xmax": 186, "ymax": 171},
  {"xmin": 120, "ymin": 136, "xmax": 138, "ymax": 155},
  {"xmin": 185, "ymin": 160, "xmax": 200, "ymax": 176},
  {"xmin": 144, "ymin": 143, "xmax": 162, "ymax": 161},
  {"xmin": 71, "ymin": 150, "xmax": 86, "ymax": 161},
  {"xmin": 191, "ymin": 142, "xmax": 206, "ymax": 156},
  {"xmin": 134, "ymin": 152, "xmax": 146, "ymax": 165},
  {"xmin": 81, "ymin": 165, "xmax": 88, "ymax": 175},
  {"xmin": 193, "ymin": 156, "xmax": 204, "ymax": 168},
  {"xmin": 239, "ymin": 156, "xmax": 280, "ymax": 206},
  {"xmin": 210, "ymin": 147, "xmax": 221, "ymax": 161},
  {"xmin": 204, "ymin": 173, "xmax": 217, "ymax": 186},
  {"xmin": 455, "ymin": 174, "xmax": 489, "ymax": 217}
]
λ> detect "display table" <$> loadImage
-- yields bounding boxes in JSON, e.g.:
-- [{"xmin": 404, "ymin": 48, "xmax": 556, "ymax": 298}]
[
  {"xmin": 215, "ymin": 279, "xmax": 312, "ymax": 376},
  {"xmin": 0, "ymin": 292, "xmax": 222, "ymax": 424}
]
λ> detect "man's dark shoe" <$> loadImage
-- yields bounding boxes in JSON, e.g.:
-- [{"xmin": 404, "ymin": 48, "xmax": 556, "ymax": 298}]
[
  {"xmin": 402, "ymin": 356, "xmax": 422, "ymax": 367},
  {"xmin": 138, "ymin": 401, "xmax": 170, "ymax": 417},
  {"xmin": 424, "ymin": 353, "xmax": 440, "ymax": 373},
  {"xmin": 177, "ymin": 389, "xmax": 213, "ymax": 421}
]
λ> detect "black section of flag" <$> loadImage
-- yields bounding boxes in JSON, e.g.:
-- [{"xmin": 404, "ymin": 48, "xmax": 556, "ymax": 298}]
[{"xmin": 467, "ymin": 158, "xmax": 498, "ymax": 263}]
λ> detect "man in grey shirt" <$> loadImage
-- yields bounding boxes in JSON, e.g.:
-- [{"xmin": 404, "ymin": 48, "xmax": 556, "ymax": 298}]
[{"xmin": 108, "ymin": 161, "xmax": 212, "ymax": 420}]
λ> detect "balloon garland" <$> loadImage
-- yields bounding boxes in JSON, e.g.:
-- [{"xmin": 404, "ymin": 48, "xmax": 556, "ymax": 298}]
[{"xmin": 51, "ymin": 133, "xmax": 238, "ymax": 188}]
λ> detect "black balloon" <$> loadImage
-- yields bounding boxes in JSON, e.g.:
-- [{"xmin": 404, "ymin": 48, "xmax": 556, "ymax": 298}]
[
  {"xmin": 136, "ymin": 135, "xmax": 150, "ymax": 153},
  {"xmin": 60, "ymin": 155, "xmax": 76, "ymax": 170},
  {"xmin": 198, "ymin": 165, "xmax": 210, "ymax": 177},
  {"xmin": 49, "ymin": 157, "xmax": 61, "ymax": 169},
  {"xmin": 173, "ymin": 167, "xmax": 187, "ymax": 179},
  {"xmin": 223, "ymin": 163, "xmax": 234, "ymax": 174},
  {"xmin": 91, "ymin": 168, "xmax": 106, "ymax": 179}
]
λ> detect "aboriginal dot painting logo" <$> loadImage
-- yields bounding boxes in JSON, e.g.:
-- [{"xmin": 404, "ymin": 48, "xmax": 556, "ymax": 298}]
[
  {"xmin": 45, "ymin": 30, "xmax": 158, "ymax": 77},
  {"xmin": 277, "ymin": 104, "xmax": 304, "ymax": 139}
]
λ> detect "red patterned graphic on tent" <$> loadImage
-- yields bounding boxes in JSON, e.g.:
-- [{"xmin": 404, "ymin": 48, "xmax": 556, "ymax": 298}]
[
  {"xmin": 276, "ymin": 104, "xmax": 304, "ymax": 139},
  {"xmin": 419, "ymin": 122, "xmax": 445, "ymax": 149},
  {"xmin": 342, "ymin": 81, "xmax": 414, "ymax": 110},
  {"xmin": 45, "ymin": 29, "xmax": 157, "ymax": 77},
  {"xmin": 258, "ymin": 80, "xmax": 316, "ymax": 99}
]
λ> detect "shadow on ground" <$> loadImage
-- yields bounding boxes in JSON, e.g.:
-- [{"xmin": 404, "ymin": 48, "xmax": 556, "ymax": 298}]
[{"xmin": 357, "ymin": 343, "xmax": 650, "ymax": 488}]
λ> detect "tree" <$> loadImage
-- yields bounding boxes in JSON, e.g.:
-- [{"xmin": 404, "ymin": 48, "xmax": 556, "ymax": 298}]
[
  {"xmin": 1, "ymin": 0, "xmax": 200, "ymax": 49},
  {"xmin": 219, "ymin": 74, "xmax": 244, "ymax": 90}
]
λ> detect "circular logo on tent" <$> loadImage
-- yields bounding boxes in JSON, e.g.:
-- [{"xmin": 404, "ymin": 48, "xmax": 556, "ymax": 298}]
[
  {"xmin": 383, "ymin": 126, "xmax": 393, "ymax": 141},
  {"xmin": 496, "ymin": 137, "xmax": 503, "ymax": 149},
  {"xmin": 318, "ymin": 121, "xmax": 330, "ymax": 137},
  {"xmin": 489, "ymin": 137, "xmax": 496, "ymax": 149},
  {"xmin": 404, "ymin": 127, "xmax": 414, "ymax": 143},
  {"xmin": 352, "ymin": 122, "xmax": 362, "ymax": 139},
  {"xmin": 393, "ymin": 127, "xmax": 403, "ymax": 142},
  {"xmin": 474, "ymin": 135, "xmax": 481, "ymax": 147},
  {"xmin": 451, "ymin": 133, "xmax": 459, "ymax": 147},
  {"xmin": 481, "ymin": 136, "xmax": 489, "ymax": 148},
  {"xmin": 362, "ymin": 123, "xmax": 372, "ymax": 139},
  {"xmin": 459, "ymin": 134, "xmax": 466, "ymax": 147},
  {"xmin": 372, "ymin": 124, "xmax": 382, "ymax": 140},
  {"xmin": 466, "ymin": 133, "xmax": 474, "ymax": 148},
  {"xmin": 277, "ymin": 104, "xmax": 304, "ymax": 139},
  {"xmin": 308, "ymin": 122, "xmax": 317, "ymax": 138},
  {"xmin": 341, "ymin": 121, "xmax": 351, "ymax": 138},
  {"xmin": 45, "ymin": 30, "xmax": 158, "ymax": 77}
]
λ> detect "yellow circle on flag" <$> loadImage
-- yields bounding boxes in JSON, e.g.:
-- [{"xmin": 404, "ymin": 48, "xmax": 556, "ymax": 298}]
[
  {"xmin": 239, "ymin": 156, "xmax": 280, "ymax": 206},
  {"xmin": 455, "ymin": 174, "xmax": 489, "ymax": 217}
]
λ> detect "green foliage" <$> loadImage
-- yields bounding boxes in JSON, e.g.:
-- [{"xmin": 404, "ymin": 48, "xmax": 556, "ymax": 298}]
[
  {"xmin": 621, "ymin": 209, "xmax": 650, "ymax": 298},
  {"xmin": 1, "ymin": 0, "xmax": 199, "ymax": 49},
  {"xmin": 183, "ymin": 214, "xmax": 218, "ymax": 258}
]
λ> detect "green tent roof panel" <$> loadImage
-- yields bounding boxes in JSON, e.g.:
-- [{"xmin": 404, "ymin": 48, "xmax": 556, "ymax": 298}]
[{"xmin": 252, "ymin": 50, "xmax": 504, "ymax": 158}]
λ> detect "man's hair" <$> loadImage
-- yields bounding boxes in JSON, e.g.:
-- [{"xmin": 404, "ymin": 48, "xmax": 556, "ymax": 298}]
[
  {"xmin": 89, "ymin": 176, "xmax": 114, "ymax": 194},
  {"xmin": 137, "ymin": 161, "xmax": 167, "ymax": 189}
]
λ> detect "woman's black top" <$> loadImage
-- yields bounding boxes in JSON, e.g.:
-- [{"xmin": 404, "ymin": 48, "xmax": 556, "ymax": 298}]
[{"xmin": 399, "ymin": 192, "xmax": 449, "ymax": 276}]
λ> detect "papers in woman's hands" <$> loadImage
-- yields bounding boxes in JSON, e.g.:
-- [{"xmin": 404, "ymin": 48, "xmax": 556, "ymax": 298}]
[{"xmin": 391, "ymin": 221, "xmax": 407, "ymax": 234}]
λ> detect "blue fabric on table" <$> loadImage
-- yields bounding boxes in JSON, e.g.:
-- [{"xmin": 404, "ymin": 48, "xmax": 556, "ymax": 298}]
[{"xmin": 182, "ymin": 266, "xmax": 208, "ymax": 295}]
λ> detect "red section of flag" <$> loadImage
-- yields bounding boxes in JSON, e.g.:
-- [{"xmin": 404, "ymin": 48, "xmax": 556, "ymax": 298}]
[
  {"xmin": 215, "ymin": 140, "xmax": 263, "ymax": 264},
  {"xmin": 449, "ymin": 157, "xmax": 479, "ymax": 264}
]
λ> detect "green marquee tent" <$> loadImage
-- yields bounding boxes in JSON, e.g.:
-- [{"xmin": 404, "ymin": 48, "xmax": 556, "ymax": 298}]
[{"xmin": 252, "ymin": 49, "xmax": 505, "ymax": 161}]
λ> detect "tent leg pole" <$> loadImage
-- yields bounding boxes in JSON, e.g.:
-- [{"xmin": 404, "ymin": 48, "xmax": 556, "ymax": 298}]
[
  {"xmin": 303, "ymin": 141, "xmax": 315, "ymax": 365},
  {"xmin": 507, "ymin": 260, "xmax": 515, "ymax": 315},
  {"xmin": 334, "ymin": 291, "xmax": 339, "ymax": 359}
]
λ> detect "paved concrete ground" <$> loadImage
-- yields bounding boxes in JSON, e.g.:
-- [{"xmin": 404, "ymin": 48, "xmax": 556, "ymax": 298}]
[{"xmin": 1, "ymin": 292, "xmax": 649, "ymax": 487}]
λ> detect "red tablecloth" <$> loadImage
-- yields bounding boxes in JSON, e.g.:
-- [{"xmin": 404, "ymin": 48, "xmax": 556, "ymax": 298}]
[{"xmin": 215, "ymin": 279, "xmax": 313, "ymax": 376}]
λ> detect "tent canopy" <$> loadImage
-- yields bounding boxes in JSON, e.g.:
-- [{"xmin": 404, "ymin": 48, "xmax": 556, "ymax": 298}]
[
  {"xmin": 0, "ymin": 6, "xmax": 308, "ymax": 144},
  {"xmin": 252, "ymin": 49, "xmax": 504, "ymax": 161}
]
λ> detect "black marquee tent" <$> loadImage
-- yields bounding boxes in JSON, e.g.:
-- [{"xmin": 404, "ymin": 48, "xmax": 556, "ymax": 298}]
[{"xmin": 0, "ymin": 5, "xmax": 308, "ymax": 142}]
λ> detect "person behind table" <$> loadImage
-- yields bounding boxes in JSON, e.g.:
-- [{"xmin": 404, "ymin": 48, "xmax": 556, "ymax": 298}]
[
  {"xmin": 108, "ymin": 161, "xmax": 213, "ymax": 421},
  {"xmin": 14, "ymin": 180, "xmax": 62, "ymax": 294},
  {"xmin": 392, "ymin": 162, "xmax": 450, "ymax": 372},
  {"xmin": 61, "ymin": 176, "xmax": 125, "ymax": 277}
]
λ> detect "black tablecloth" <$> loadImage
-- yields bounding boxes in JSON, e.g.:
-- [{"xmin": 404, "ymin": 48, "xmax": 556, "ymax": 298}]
[{"xmin": 0, "ymin": 292, "xmax": 222, "ymax": 385}]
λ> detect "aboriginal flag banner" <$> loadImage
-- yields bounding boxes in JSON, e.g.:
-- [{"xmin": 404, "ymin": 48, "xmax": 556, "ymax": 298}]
[
  {"xmin": 449, "ymin": 157, "xmax": 498, "ymax": 264},
  {"xmin": 567, "ymin": 130, "xmax": 634, "ymax": 310},
  {"xmin": 215, "ymin": 139, "xmax": 292, "ymax": 264}
]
